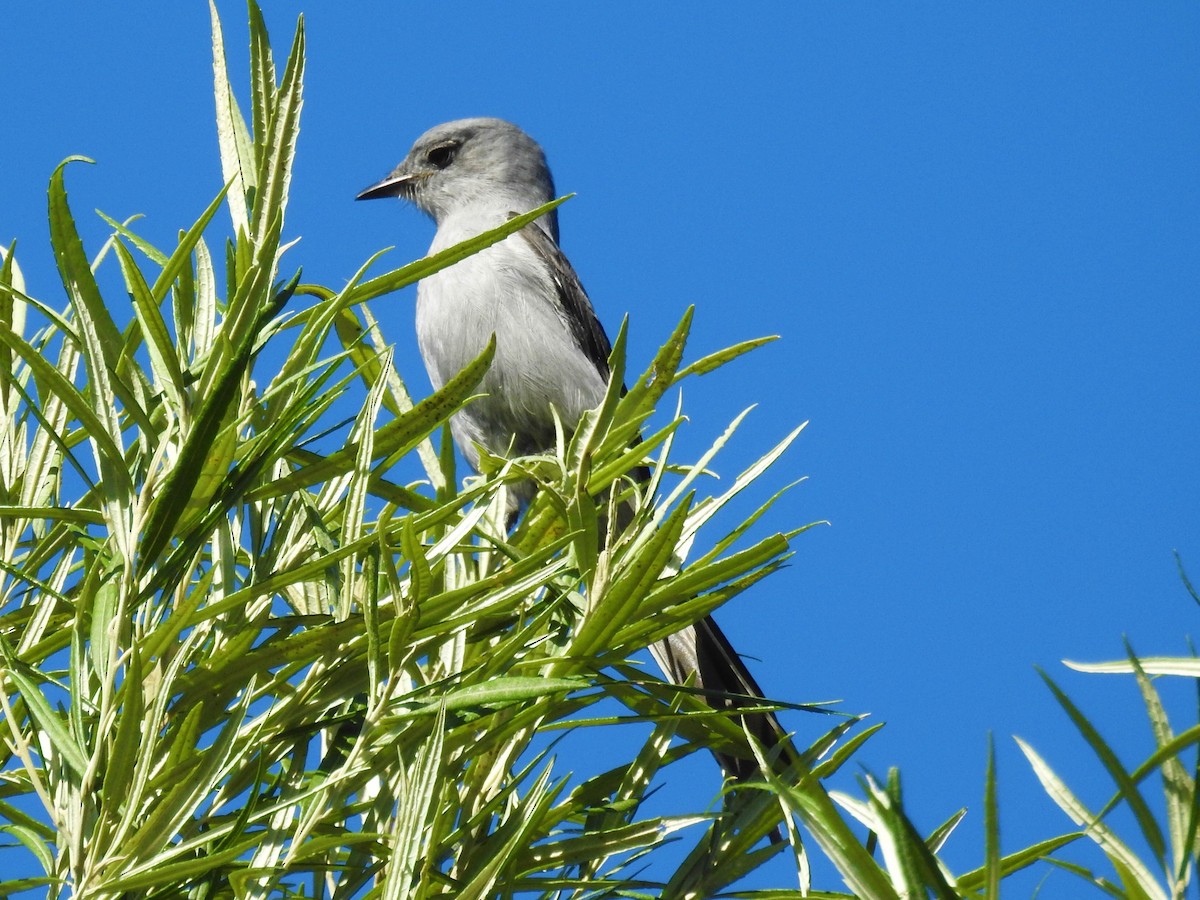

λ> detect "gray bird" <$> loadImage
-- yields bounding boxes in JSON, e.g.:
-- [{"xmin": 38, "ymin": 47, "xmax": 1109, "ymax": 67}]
[{"xmin": 357, "ymin": 117, "xmax": 783, "ymax": 781}]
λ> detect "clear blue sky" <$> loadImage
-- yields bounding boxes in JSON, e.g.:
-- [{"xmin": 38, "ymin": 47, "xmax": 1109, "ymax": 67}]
[{"xmin": 3, "ymin": 3, "xmax": 1198, "ymax": 892}]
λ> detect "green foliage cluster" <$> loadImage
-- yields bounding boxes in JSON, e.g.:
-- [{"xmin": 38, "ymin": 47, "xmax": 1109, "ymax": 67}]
[{"xmin": 0, "ymin": 4, "xmax": 1197, "ymax": 898}]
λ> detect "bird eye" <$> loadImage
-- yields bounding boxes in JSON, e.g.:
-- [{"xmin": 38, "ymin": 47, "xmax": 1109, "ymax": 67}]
[{"xmin": 425, "ymin": 142, "xmax": 458, "ymax": 169}]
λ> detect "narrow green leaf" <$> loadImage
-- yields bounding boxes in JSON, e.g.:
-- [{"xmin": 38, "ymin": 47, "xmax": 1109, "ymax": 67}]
[
  {"xmin": 1016, "ymin": 736, "xmax": 1169, "ymax": 900},
  {"xmin": 0, "ymin": 329, "xmax": 122, "ymax": 480},
  {"xmin": 622, "ymin": 305, "xmax": 693, "ymax": 416},
  {"xmin": 251, "ymin": 15, "xmax": 304, "ymax": 243},
  {"xmin": 149, "ymin": 181, "xmax": 233, "ymax": 307},
  {"xmin": 48, "ymin": 158, "xmax": 122, "ymax": 373},
  {"xmin": 210, "ymin": 0, "xmax": 254, "ymax": 234},
  {"xmin": 1121, "ymin": 645, "xmax": 1194, "ymax": 886},
  {"xmin": 877, "ymin": 771, "xmax": 959, "ymax": 899},
  {"xmin": 381, "ymin": 705, "xmax": 445, "ymax": 900},
  {"xmin": 812, "ymin": 721, "xmax": 884, "ymax": 778},
  {"xmin": 99, "ymin": 841, "xmax": 254, "ymax": 892},
  {"xmin": 0, "ymin": 637, "xmax": 89, "ymax": 777},
  {"xmin": 573, "ymin": 493, "xmax": 692, "ymax": 661},
  {"xmin": 674, "ymin": 334, "xmax": 778, "ymax": 381},
  {"xmin": 249, "ymin": 335, "xmax": 495, "ymax": 501},
  {"xmin": 1065, "ymin": 658, "xmax": 1200, "ymax": 677},
  {"xmin": 956, "ymin": 832, "xmax": 1083, "ymax": 893},
  {"xmin": 1038, "ymin": 667, "xmax": 1167, "ymax": 867},
  {"xmin": 247, "ymin": 0, "xmax": 276, "ymax": 146},
  {"xmin": 47, "ymin": 158, "xmax": 135, "ymax": 525},
  {"xmin": 192, "ymin": 234, "xmax": 218, "ymax": 358},
  {"xmin": 1174, "ymin": 551, "xmax": 1200, "ymax": 606},
  {"xmin": 0, "ymin": 241, "xmax": 28, "ymax": 369},
  {"xmin": 983, "ymin": 733, "xmax": 1001, "ymax": 900},
  {"xmin": 95, "ymin": 211, "xmax": 168, "ymax": 266},
  {"xmin": 138, "ymin": 258, "xmax": 278, "ymax": 567},
  {"xmin": 96, "ymin": 649, "xmax": 145, "ymax": 839},
  {"xmin": 120, "ymin": 688, "xmax": 254, "ymax": 867},
  {"xmin": 643, "ymin": 531, "xmax": 789, "ymax": 613},
  {"xmin": 340, "ymin": 344, "xmax": 390, "ymax": 618},
  {"xmin": 113, "ymin": 239, "xmax": 186, "ymax": 410},
  {"xmin": 346, "ymin": 195, "xmax": 572, "ymax": 305}
]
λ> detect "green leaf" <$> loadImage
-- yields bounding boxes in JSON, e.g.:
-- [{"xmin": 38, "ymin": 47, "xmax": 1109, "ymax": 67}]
[
  {"xmin": 956, "ymin": 832, "xmax": 1083, "ymax": 893},
  {"xmin": 1017, "ymin": 736, "xmax": 1169, "ymax": 900},
  {"xmin": 1037, "ymin": 666, "xmax": 1167, "ymax": 867},
  {"xmin": 0, "ymin": 636, "xmax": 90, "ymax": 778},
  {"xmin": 0, "ymin": 330, "xmax": 120, "ymax": 475},
  {"xmin": 210, "ymin": 0, "xmax": 255, "ymax": 234},
  {"xmin": 380, "ymin": 705, "xmax": 445, "ymax": 900},
  {"xmin": 113, "ymin": 239, "xmax": 186, "ymax": 411},
  {"xmin": 47, "ymin": 158, "xmax": 136, "ymax": 540},
  {"xmin": 250, "ymin": 335, "xmax": 495, "ymax": 502},
  {"xmin": 251, "ymin": 13, "xmax": 303, "ymax": 242},
  {"xmin": 983, "ymin": 734, "xmax": 1001, "ymax": 900},
  {"xmin": 675, "ymin": 334, "xmax": 778, "ymax": 380},
  {"xmin": 346, "ymin": 195, "xmax": 572, "ymax": 305}
]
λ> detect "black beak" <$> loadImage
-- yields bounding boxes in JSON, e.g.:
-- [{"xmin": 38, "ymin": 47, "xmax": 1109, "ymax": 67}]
[{"xmin": 355, "ymin": 172, "xmax": 416, "ymax": 201}]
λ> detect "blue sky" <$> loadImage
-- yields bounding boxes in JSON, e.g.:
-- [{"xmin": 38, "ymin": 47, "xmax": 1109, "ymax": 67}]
[{"xmin": 3, "ymin": 2, "xmax": 1199, "ymax": 892}]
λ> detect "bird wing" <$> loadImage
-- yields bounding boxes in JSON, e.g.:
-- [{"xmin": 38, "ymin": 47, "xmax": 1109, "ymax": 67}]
[
  {"xmin": 513, "ymin": 215, "xmax": 613, "ymax": 380},
  {"xmin": 514, "ymin": 218, "xmax": 788, "ymax": 787}
]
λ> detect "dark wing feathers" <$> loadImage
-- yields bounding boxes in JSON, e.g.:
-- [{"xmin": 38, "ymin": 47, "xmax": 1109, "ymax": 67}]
[
  {"xmin": 515, "ymin": 213, "xmax": 788, "ymax": 788},
  {"xmin": 513, "ymin": 215, "xmax": 613, "ymax": 379}
]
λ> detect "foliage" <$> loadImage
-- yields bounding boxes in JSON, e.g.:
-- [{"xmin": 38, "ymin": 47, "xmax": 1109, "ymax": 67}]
[
  {"xmin": 0, "ymin": 4, "xmax": 813, "ymax": 896},
  {"xmin": 0, "ymin": 4, "xmax": 1197, "ymax": 899},
  {"xmin": 1016, "ymin": 573, "xmax": 1200, "ymax": 899}
]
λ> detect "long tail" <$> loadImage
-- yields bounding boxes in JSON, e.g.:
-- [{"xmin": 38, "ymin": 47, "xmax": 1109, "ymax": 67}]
[{"xmin": 647, "ymin": 614, "xmax": 788, "ymax": 782}]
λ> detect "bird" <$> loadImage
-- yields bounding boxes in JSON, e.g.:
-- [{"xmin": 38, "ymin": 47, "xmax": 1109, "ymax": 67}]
[{"xmin": 356, "ymin": 117, "xmax": 785, "ymax": 782}]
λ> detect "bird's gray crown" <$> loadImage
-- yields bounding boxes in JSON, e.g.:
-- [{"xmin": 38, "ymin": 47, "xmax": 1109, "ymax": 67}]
[{"xmin": 358, "ymin": 117, "xmax": 559, "ymax": 239}]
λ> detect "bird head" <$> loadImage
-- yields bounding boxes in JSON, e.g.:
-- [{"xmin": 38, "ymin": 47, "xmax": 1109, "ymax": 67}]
[{"xmin": 356, "ymin": 117, "xmax": 558, "ymax": 239}]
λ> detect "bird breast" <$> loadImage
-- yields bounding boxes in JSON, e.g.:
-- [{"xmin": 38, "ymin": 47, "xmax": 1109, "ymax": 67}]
[{"xmin": 415, "ymin": 224, "xmax": 608, "ymax": 458}]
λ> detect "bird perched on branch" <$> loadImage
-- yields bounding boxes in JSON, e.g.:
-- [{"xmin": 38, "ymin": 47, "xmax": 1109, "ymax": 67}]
[{"xmin": 357, "ymin": 117, "xmax": 785, "ymax": 782}]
